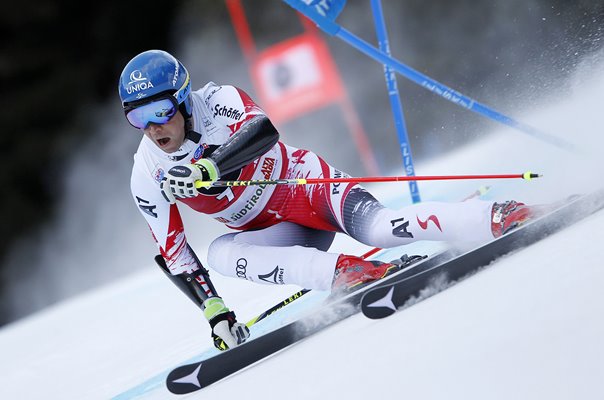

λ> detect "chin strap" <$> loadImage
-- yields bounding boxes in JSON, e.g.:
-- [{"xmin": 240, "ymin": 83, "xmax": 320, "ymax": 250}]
[
  {"xmin": 182, "ymin": 115, "xmax": 200, "ymax": 143},
  {"xmin": 184, "ymin": 128, "xmax": 201, "ymax": 144}
]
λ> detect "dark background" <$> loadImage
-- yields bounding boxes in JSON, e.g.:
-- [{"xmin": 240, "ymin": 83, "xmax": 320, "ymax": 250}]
[{"xmin": 1, "ymin": 0, "xmax": 602, "ymax": 325}]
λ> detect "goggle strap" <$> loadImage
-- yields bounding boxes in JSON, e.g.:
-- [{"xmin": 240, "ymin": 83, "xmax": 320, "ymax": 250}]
[{"xmin": 174, "ymin": 74, "xmax": 191, "ymax": 104}]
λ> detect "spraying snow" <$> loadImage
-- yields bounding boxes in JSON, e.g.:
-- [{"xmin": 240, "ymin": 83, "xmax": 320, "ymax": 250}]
[{"xmin": 1, "ymin": 18, "xmax": 603, "ymax": 400}]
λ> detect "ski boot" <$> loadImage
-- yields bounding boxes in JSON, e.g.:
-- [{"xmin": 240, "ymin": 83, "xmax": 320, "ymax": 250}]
[
  {"xmin": 491, "ymin": 200, "xmax": 534, "ymax": 237},
  {"xmin": 331, "ymin": 253, "xmax": 428, "ymax": 292},
  {"xmin": 332, "ymin": 254, "xmax": 399, "ymax": 292}
]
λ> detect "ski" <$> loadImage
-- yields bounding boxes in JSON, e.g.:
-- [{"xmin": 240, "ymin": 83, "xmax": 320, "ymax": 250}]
[
  {"xmin": 360, "ymin": 188, "xmax": 604, "ymax": 319},
  {"xmin": 165, "ymin": 186, "xmax": 495, "ymax": 394},
  {"xmin": 166, "ymin": 189, "xmax": 604, "ymax": 394},
  {"xmin": 165, "ymin": 250, "xmax": 452, "ymax": 394}
]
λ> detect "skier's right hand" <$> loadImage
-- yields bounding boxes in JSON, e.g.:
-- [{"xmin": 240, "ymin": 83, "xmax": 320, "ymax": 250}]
[
  {"xmin": 204, "ymin": 297, "xmax": 250, "ymax": 351},
  {"xmin": 160, "ymin": 159, "xmax": 219, "ymax": 203}
]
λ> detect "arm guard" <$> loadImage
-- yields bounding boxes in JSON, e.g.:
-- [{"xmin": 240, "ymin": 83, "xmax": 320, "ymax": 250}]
[
  {"xmin": 154, "ymin": 245, "xmax": 220, "ymax": 309},
  {"xmin": 208, "ymin": 115, "xmax": 279, "ymax": 175}
]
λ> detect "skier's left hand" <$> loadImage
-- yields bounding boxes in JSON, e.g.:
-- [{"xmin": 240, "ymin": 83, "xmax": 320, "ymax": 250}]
[
  {"xmin": 160, "ymin": 159, "xmax": 219, "ymax": 203},
  {"xmin": 211, "ymin": 311, "xmax": 250, "ymax": 351},
  {"xmin": 204, "ymin": 297, "xmax": 250, "ymax": 351}
]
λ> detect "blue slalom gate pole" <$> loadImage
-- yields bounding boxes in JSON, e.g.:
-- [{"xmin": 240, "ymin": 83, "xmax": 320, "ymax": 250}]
[
  {"xmin": 370, "ymin": 0, "xmax": 421, "ymax": 203},
  {"xmin": 333, "ymin": 29, "xmax": 576, "ymax": 152},
  {"xmin": 282, "ymin": 0, "xmax": 576, "ymax": 153}
]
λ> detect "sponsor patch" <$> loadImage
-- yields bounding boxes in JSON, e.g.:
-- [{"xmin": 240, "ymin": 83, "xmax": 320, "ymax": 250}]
[
  {"xmin": 152, "ymin": 166, "xmax": 165, "ymax": 183},
  {"xmin": 417, "ymin": 214, "xmax": 442, "ymax": 232},
  {"xmin": 258, "ymin": 266, "xmax": 285, "ymax": 285},
  {"xmin": 260, "ymin": 157, "xmax": 275, "ymax": 179},
  {"xmin": 204, "ymin": 86, "xmax": 223, "ymax": 106},
  {"xmin": 230, "ymin": 183, "xmax": 268, "ymax": 222},
  {"xmin": 236, "ymin": 258, "xmax": 248, "ymax": 279},
  {"xmin": 213, "ymin": 104, "xmax": 244, "ymax": 120}
]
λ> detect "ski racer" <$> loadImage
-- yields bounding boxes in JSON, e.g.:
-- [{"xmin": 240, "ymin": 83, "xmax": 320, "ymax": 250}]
[{"xmin": 119, "ymin": 49, "xmax": 535, "ymax": 351}]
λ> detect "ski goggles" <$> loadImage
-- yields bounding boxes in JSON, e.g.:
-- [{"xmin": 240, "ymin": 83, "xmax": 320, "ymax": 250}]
[{"xmin": 125, "ymin": 96, "xmax": 178, "ymax": 129}]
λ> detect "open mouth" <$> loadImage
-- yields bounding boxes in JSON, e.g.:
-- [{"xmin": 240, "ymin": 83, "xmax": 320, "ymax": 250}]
[{"xmin": 157, "ymin": 137, "xmax": 171, "ymax": 147}]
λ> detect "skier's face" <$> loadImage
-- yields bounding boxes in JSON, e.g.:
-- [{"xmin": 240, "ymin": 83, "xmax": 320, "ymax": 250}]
[{"xmin": 143, "ymin": 110, "xmax": 186, "ymax": 153}]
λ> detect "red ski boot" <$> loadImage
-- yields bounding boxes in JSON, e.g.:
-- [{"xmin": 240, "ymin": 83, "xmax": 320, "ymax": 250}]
[
  {"xmin": 332, "ymin": 255, "xmax": 399, "ymax": 291},
  {"xmin": 491, "ymin": 200, "xmax": 534, "ymax": 238}
]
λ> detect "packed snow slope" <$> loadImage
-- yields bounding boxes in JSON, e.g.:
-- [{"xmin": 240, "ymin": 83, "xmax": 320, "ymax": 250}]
[{"xmin": 1, "ymin": 55, "xmax": 604, "ymax": 400}]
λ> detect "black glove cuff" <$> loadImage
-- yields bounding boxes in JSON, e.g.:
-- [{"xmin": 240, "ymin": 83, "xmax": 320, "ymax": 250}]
[
  {"xmin": 208, "ymin": 310, "xmax": 237, "ymax": 329},
  {"xmin": 195, "ymin": 163, "xmax": 212, "ymax": 181}
]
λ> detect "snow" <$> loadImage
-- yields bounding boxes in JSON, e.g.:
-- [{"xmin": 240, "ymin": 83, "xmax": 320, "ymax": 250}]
[
  {"xmin": 2, "ymin": 42, "xmax": 604, "ymax": 400},
  {"xmin": 3, "ymin": 202, "xmax": 603, "ymax": 400}
]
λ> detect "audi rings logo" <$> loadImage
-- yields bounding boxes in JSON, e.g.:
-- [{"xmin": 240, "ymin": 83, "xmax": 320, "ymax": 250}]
[{"xmin": 236, "ymin": 258, "xmax": 248, "ymax": 279}]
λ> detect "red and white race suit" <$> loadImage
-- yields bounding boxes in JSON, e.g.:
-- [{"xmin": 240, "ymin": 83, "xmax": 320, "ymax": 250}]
[{"xmin": 131, "ymin": 83, "xmax": 496, "ymax": 290}]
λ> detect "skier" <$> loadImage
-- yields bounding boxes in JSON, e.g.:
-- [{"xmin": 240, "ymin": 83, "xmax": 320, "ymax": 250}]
[{"xmin": 119, "ymin": 49, "xmax": 534, "ymax": 351}]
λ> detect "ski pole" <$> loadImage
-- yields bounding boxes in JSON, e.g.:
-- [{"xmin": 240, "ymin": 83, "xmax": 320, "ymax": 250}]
[
  {"xmin": 359, "ymin": 185, "xmax": 493, "ymax": 260},
  {"xmin": 241, "ymin": 236, "xmax": 421, "ymax": 326},
  {"xmin": 244, "ymin": 288, "xmax": 310, "ymax": 328},
  {"xmin": 196, "ymin": 172, "xmax": 540, "ymax": 188},
  {"xmin": 215, "ymin": 288, "xmax": 310, "ymax": 350},
  {"xmin": 239, "ymin": 245, "xmax": 397, "ymax": 329}
]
